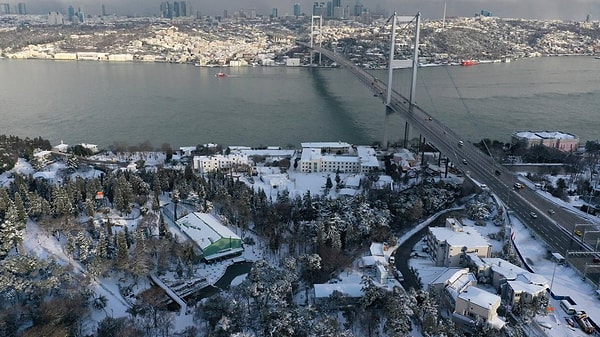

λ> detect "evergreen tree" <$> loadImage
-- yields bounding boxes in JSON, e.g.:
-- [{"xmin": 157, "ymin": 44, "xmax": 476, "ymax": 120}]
[
  {"xmin": 13, "ymin": 192, "xmax": 27, "ymax": 223},
  {"xmin": 115, "ymin": 231, "xmax": 129, "ymax": 269},
  {"xmin": 0, "ymin": 201, "xmax": 25, "ymax": 257},
  {"xmin": 96, "ymin": 230, "xmax": 109, "ymax": 259},
  {"xmin": 0, "ymin": 187, "xmax": 10, "ymax": 218}
]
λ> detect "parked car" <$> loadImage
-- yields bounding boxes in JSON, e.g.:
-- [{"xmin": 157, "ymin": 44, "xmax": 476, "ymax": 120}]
[{"xmin": 565, "ymin": 317, "xmax": 575, "ymax": 327}]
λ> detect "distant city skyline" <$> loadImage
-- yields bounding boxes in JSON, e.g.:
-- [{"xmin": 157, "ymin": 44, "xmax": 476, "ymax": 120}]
[{"xmin": 6, "ymin": 0, "xmax": 600, "ymax": 21}]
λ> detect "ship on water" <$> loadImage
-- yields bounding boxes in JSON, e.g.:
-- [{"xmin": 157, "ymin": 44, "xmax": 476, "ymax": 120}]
[
  {"xmin": 215, "ymin": 72, "xmax": 227, "ymax": 78},
  {"xmin": 460, "ymin": 59, "xmax": 478, "ymax": 66}
]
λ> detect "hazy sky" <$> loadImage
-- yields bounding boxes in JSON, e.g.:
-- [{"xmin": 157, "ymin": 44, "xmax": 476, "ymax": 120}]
[{"xmin": 22, "ymin": 0, "xmax": 600, "ymax": 21}]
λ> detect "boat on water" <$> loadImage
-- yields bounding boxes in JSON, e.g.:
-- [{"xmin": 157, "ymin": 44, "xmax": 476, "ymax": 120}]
[
  {"xmin": 460, "ymin": 59, "xmax": 478, "ymax": 66},
  {"xmin": 215, "ymin": 72, "xmax": 227, "ymax": 78}
]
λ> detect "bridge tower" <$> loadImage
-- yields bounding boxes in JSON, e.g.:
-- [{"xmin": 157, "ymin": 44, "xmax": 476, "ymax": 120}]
[
  {"xmin": 382, "ymin": 12, "xmax": 421, "ymax": 149},
  {"xmin": 310, "ymin": 15, "xmax": 323, "ymax": 65}
]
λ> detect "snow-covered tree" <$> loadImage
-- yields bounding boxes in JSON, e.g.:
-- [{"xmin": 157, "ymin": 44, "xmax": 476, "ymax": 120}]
[{"xmin": 0, "ymin": 201, "xmax": 25, "ymax": 257}]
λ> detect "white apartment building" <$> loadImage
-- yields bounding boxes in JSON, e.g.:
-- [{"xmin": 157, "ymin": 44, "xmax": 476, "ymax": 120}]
[
  {"xmin": 426, "ymin": 218, "xmax": 491, "ymax": 267},
  {"xmin": 453, "ymin": 285, "xmax": 504, "ymax": 330},
  {"xmin": 192, "ymin": 154, "xmax": 248, "ymax": 174},
  {"xmin": 299, "ymin": 142, "xmax": 379, "ymax": 174}
]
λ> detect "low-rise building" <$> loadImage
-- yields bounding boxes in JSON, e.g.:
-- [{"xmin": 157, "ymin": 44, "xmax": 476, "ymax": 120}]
[
  {"xmin": 193, "ymin": 154, "xmax": 249, "ymax": 174},
  {"xmin": 512, "ymin": 130, "xmax": 579, "ymax": 152},
  {"xmin": 176, "ymin": 212, "xmax": 243, "ymax": 262},
  {"xmin": 453, "ymin": 285, "xmax": 504, "ymax": 330},
  {"xmin": 426, "ymin": 218, "xmax": 491, "ymax": 267},
  {"xmin": 299, "ymin": 142, "xmax": 379, "ymax": 174}
]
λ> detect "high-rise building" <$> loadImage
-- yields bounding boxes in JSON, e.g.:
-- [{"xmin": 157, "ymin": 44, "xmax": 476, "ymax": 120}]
[
  {"xmin": 180, "ymin": 1, "xmax": 187, "ymax": 16},
  {"xmin": 353, "ymin": 2, "xmax": 363, "ymax": 16},
  {"xmin": 313, "ymin": 2, "xmax": 326, "ymax": 16},
  {"xmin": 17, "ymin": 3, "xmax": 26, "ymax": 15},
  {"xmin": 67, "ymin": 5, "xmax": 75, "ymax": 21},
  {"xmin": 333, "ymin": 0, "xmax": 341, "ymax": 8},
  {"xmin": 160, "ymin": 2, "xmax": 172, "ymax": 18},
  {"xmin": 78, "ymin": 8, "xmax": 85, "ymax": 23},
  {"xmin": 272, "ymin": 8, "xmax": 278, "ymax": 18},
  {"xmin": 326, "ymin": 1, "xmax": 333, "ymax": 17},
  {"xmin": 293, "ymin": 3, "xmax": 301, "ymax": 16},
  {"xmin": 101, "ymin": 4, "xmax": 106, "ymax": 16},
  {"xmin": 173, "ymin": 1, "xmax": 180, "ymax": 17},
  {"xmin": 250, "ymin": 8, "xmax": 256, "ymax": 19},
  {"xmin": 0, "ymin": 3, "xmax": 10, "ymax": 15},
  {"xmin": 48, "ymin": 11, "xmax": 64, "ymax": 25}
]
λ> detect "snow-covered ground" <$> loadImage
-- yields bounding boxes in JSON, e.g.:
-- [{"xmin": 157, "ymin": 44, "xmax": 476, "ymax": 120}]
[
  {"xmin": 408, "ymin": 189, "xmax": 600, "ymax": 336},
  {"xmin": 6, "ymin": 149, "xmax": 600, "ymax": 336}
]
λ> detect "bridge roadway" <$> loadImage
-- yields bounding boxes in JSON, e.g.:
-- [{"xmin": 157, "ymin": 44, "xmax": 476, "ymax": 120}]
[{"xmin": 303, "ymin": 42, "xmax": 600, "ymax": 285}]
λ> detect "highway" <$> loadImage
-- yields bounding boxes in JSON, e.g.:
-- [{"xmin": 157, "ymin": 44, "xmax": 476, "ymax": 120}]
[{"xmin": 303, "ymin": 43, "xmax": 600, "ymax": 285}]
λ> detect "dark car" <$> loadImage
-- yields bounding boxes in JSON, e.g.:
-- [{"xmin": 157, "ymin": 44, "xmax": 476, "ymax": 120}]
[{"xmin": 494, "ymin": 170, "xmax": 501, "ymax": 176}]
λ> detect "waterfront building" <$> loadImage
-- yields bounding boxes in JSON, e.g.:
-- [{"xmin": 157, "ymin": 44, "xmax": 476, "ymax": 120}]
[
  {"xmin": 511, "ymin": 130, "xmax": 579, "ymax": 152},
  {"xmin": 192, "ymin": 154, "xmax": 249, "ymax": 174},
  {"xmin": 299, "ymin": 142, "xmax": 379, "ymax": 174}
]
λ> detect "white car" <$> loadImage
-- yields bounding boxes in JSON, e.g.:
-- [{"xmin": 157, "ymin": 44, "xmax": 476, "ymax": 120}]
[{"xmin": 530, "ymin": 212, "xmax": 538, "ymax": 219}]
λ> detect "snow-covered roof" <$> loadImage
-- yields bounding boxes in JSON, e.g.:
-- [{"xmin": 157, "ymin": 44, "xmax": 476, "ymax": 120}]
[
  {"xmin": 513, "ymin": 131, "xmax": 577, "ymax": 140},
  {"xmin": 507, "ymin": 280, "xmax": 546, "ymax": 294},
  {"xmin": 458, "ymin": 285, "xmax": 500, "ymax": 309},
  {"xmin": 429, "ymin": 267, "xmax": 470, "ymax": 286},
  {"xmin": 344, "ymin": 175, "xmax": 361, "ymax": 188},
  {"xmin": 360, "ymin": 255, "xmax": 387, "ymax": 267},
  {"xmin": 321, "ymin": 154, "xmax": 360, "ymax": 163},
  {"xmin": 176, "ymin": 212, "xmax": 241, "ymax": 250},
  {"xmin": 314, "ymin": 283, "xmax": 364, "ymax": 298},
  {"xmin": 370, "ymin": 242, "xmax": 385, "ymax": 256},
  {"xmin": 357, "ymin": 146, "xmax": 379, "ymax": 167},
  {"xmin": 301, "ymin": 141, "xmax": 351, "ymax": 149},
  {"xmin": 238, "ymin": 149, "xmax": 295, "ymax": 157},
  {"xmin": 429, "ymin": 226, "xmax": 490, "ymax": 248}
]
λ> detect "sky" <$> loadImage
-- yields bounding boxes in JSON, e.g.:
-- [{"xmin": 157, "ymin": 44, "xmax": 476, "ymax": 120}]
[{"xmin": 19, "ymin": 0, "xmax": 600, "ymax": 21}]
